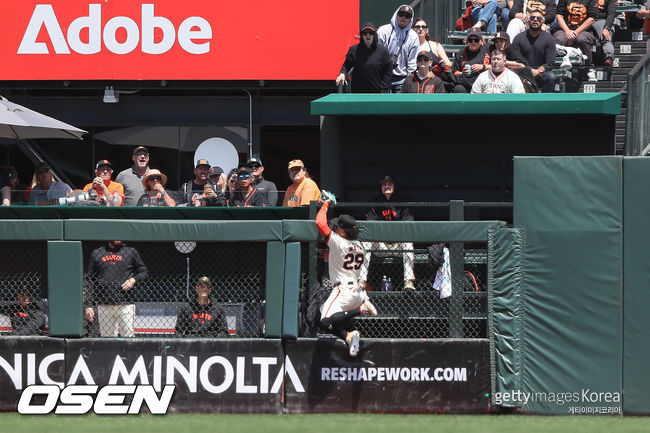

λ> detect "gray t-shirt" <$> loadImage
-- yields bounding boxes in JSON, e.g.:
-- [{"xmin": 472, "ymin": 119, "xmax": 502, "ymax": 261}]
[
  {"xmin": 29, "ymin": 182, "xmax": 72, "ymax": 205},
  {"xmin": 115, "ymin": 166, "xmax": 148, "ymax": 207}
]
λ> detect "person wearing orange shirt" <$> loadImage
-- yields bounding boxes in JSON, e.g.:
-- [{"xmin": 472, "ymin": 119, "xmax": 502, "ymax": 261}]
[
  {"xmin": 282, "ymin": 159, "xmax": 321, "ymax": 207},
  {"xmin": 83, "ymin": 160, "xmax": 124, "ymax": 206}
]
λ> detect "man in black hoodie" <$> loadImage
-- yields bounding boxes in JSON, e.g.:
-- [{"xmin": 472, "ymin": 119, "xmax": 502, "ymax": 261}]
[
  {"xmin": 336, "ymin": 22, "xmax": 393, "ymax": 93},
  {"xmin": 7, "ymin": 292, "xmax": 47, "ymax": 335},
  {"xmin": 359, "ymin": 176, "xmax": 416, "ymax": 292},
  {"xmin": 175, "ymin": 277, "xmax": 229, "ymax": 337}
]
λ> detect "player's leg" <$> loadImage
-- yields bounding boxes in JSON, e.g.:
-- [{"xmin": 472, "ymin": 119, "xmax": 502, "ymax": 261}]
[
  {"xmin": 117, "ymin": 304, "xmax": 135, "ymax": 337},
  {"xmin": 402, "ymin": 242, "xmax": 416, "ymax": 291}
]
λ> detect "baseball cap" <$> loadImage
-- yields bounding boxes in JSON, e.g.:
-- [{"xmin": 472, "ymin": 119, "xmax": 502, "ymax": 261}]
[
  {"xmin": 360, "ymin": 22, "xmax": 377, "ymax": 33},
  {"xmin": 238, "ymin": 167, "xmax": 251, "ymax": 175},
  {"xmin": 132, "ymin": 146, "xmax": 149, "ymax": 155},
  {"xmin": 493, "ymin": 31, "xmax": 509, "ymax": 42},
  {"xmin": 197, "ymin": 276, "xmax": 211, "ymax": 286},
  {"xmin": 331, "ymin": 214, "xmax": 358, "ymax": 231},
  {"xmin": 288, "ymin": 159, "xmax": 304, "ymax": 169},
  {"xmin": 247, "ymin": 157, "xmax": 263, "ymax": 167},
  {"xmin": 208, "ymin": 166, "xmax": 224, "ymax": 177},
  {"xmin": 95, "ymin": 159, "xmax": 113, "ymax": 170},
  {"xmin": 467, "ymin": 28, "xmax": 482, "ymax": 39},
  {"xmin": 195, "ymin": 159, "xmax": 210, "ymax": 168},
  {"xmin": 417, "ymin": 51, "xmax": 433, "ymax": 61},
  {"xmin": 378, "ymin": 175, "xmax": 396, "ymax": 184},
  {"xmin": 398, "ymin": 5, "xmax": 414, "ymax": 16}
]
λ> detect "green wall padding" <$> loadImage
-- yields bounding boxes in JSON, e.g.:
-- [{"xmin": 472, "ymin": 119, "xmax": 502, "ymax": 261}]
[
  {"xmin": 47, "ymin": 241, "xmax": 83, "ymax": 336},
  {"xmin": 488, "ymin": 227, "xmax": 526, "ymax": 407},
  {"xmin": 513, "ymin": 156, "xmax": 623, "ymax": 414},
  {"xmin": 0, "ymin": 220, "xmax": 63, "ymax": 239},
  {"xmin": 265, "ymin": 242, "xmax": 285, "ymax": 338},
  {"xmin": 282, "ymin": 242, "xmax": 301, "ymax": 338},
  {"xmin": 622, "ymin": 157, "xmax": 650, "ymax": 414}
]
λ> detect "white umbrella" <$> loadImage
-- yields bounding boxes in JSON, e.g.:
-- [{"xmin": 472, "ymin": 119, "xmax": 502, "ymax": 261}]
[{"xmin": 0, "ymin": 96, "xmax": 86, "ymax": 140}]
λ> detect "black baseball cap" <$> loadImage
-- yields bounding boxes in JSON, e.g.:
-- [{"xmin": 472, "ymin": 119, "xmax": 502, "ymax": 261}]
[
  {"xmin": 417, "ymin": 51, "xmax": 433, "ymax": 61},
  {"xmin": 208, "ymin": 166, "xmax": 224, "ymax": 177},
  {"xmin": 132, "ymin": 146, "xmax": 149, "ymax": 155},
  {"xmin": 493, "ymin": 31, "xmax": 510, "ymax": 42},
  {"xmin": 331, "ymin": 214, "xmax": 357, "ymax": 231},
  {"xmin": 467, "ymin": 28, "xmax": 482, "ymax": 39},
  {"xmin": 378, "ymin": 175, "xmax": 396, "ymax": 184},
  {"xmin": 238, "ymin": 167, "xmax": 251, "ymax": 175},
  {"xmin": 95, "ymin": 159, "xmax": 113, "ymax": 170},
  {"xmin": 247, "ymin": 157, "xmax": 263, "ymax": 167}
]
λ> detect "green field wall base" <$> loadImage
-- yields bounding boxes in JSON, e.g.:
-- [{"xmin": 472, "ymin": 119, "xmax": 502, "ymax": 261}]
[{"xmin": 514, "ymin": 156, "xmax": 624, "ymax": 415}]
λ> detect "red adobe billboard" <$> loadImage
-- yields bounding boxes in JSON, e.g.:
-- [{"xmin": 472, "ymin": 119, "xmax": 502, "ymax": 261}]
[{"xmin": 2, "ymin": 0, "xmax": 360, "ymax": 80}]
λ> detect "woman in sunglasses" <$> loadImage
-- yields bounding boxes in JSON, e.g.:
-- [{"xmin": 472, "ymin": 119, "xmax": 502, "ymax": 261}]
[
  {"xmin": 136, "ymin": 169, "xmax": 176, "ymax": 207},
  {"xmin": 413, "ymin": 17, "xmax": 452, "ymax": 73},
  {"xmin": 5, "ymin": 166, "xmax": 31, "ymax": 205},
  {"xmin": 230, "ymin": 167, "xmax": 265, "ymax": 207},
  {"xmin": 336, "ymin": 22, "xmax": 392, "ymax": 93}
]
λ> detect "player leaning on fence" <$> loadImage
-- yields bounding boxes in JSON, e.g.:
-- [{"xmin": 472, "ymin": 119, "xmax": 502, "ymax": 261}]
[{"xmin": 316, "ymin": 196, "xmax": 378, "ymax": 357}]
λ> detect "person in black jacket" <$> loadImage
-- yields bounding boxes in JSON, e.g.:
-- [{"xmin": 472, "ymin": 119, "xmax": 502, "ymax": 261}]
[
  {"xmin": 336, "ymin": 22, "xmax": 393, "ymax": 93},
  {"xmin": 512, "ymin": 9, "xmax": 558, "ymax": 92},
  {"xmin": 7, "ymin": 292, "xmax": 47, "ymax": 335},
  {"xmin": 449, "ymin": 28, "xmax": 491, "ymax": 93},
  {"xmin": 554, "ymin": 0, "xmax": 598, "ymax": 66},
  {"xmin": 401, "ymin": 51, "xmax": 446, "ymax": 93},
  {"xmin": 247, "ymin": 157, "xmax": 278, "ymax": 206},
  {"xmin": 84, "ymin": 241, "xmax": 149, "ymax": 337},
  {"xmin": 175, "ymin": 277, "xmax": 229, "ymax": 337},
  {"xmin": 359, "ymin": 176, "xmax": 416, "ymax": 292}
]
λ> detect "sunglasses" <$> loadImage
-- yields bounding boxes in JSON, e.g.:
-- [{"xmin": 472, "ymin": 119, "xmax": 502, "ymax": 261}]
[
  {"xmin": 8, "ymin": 172, "xmax": 16, "ymax": 178},
  {"xmin": 397, "ymin": 12, "xmax": 412, "ymax": 19},
  {"xmin": 148, "ymin": 176, "xmax": 162, "ymax": 182},
  {"xmin": 467, "ymin": 37, "xmax": 480, "ymax": 43},
  {"xmin": 413, "ymin": 25, "xmax": 428, "ymax": 29},
  {"xmin": 98, "ymin": 167, "xmax": 113, "ymax": 172},
  {"xmin": 528, "ymin": 15, "xmax": 543, "ymax": 22},
  {"xmin": 238, "ymin": 174, "xmax": 251, "ymax": 179}
]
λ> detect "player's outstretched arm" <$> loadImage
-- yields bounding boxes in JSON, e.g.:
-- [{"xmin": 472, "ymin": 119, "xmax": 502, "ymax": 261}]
[{"xmin": 316, "ymin": 200, "xmax": 331, "ymax": 238}]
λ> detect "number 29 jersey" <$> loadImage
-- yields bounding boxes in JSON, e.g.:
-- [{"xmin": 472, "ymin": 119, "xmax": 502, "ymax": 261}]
[{"xmin": 327, "ymin": 232, "xmax": 365, "ymax": 286}]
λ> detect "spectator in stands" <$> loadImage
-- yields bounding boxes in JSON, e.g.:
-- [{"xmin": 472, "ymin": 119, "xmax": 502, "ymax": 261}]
[
  {"xmin": 401, "ymin": 51, "xmax": 447, "ymax": 93},
  {"xmin": 283, "ymin": 159, "xmax": 321, "ymax": 207},
  {"xmin": 414, "ymin": 17, "xmax": 453, "ymax": 73},
  {"xmin": 230, "ymin": 167, "xmax": 265, "ymax": 207},
  {"xmin": 471, "ymin": 0, "xmax": 501, "ymax": 33},
  {"xmin": 7, "ymin": 291, "xmax": 47, "ymax": 335},
  {"xmin": 506, "ymin": 0, "xmax": 557, "ymax": 42},
  {"xmin": 84, "ymin": 241, "xmax": 148, "ymax": 337},
  {"xmin": 0, "ymin": 166, "xmax": 9, "ymax": 206},
  {"xmin": 360, "ymin": 176, "xmax": 416, "ymax": 292},
  {"xmin": 136, "ymin": 169, "xmax": 176, "ymax": 207},
  {"xmin": 175, "ymin": 276, "xmax": 229, "ymax": 337},
  {"xmin": 179, "ymin": 159, "xmax": 212, "ymax": 207},
  {"xmin": 247, "ymin": 158, "xmax": 278, "ymax": 206},
  {"xmin": 225, "ymin": 168, "xmax": 239, "ymax": 206},
  {"xmin": 29, "ymin": 162, "xmax": 72, "ymax": 205},
  {"xmin": 83, "ymin": 160, "xmax": 125, "ymax": 206},
  {"xmin": 336, "ymin": 22, "xmax": 392, "ymax": 93},
  {"xmin": 450, "ymin": 29, "xmax": 491, "ymax": 92},
  {"xmin": 593, "ymin": 0, "xmax": 617, "ymax": 66},
  {"xmin": 377, "ymin": 5, "xmax": 420, "ymax": 92},
  {"xmin": 512, "ymin": 9, "xmax": 558, "ymax": 92},
  {"xmin": 201, "ymin": 166, "xmax": 227, "ymax": 207},
  {"xmin": 472, "ymin": 49, "xmax": 526, "ymax": 92},
  {"xmin": 5, "ymin": 166, "xmax": 31, "ymax": 205},
  {"xmin": 115, "ymin": 146, "xmax": 150, "ymax": 206},
  {"xmin": 554, "ymin": 0, "xmax": 598, "ymax": 66},
  {"xmin": 500, "ymin": 0, "xmax": 515, "ymax": 30},
  {"xmin": 489, "ymin": 31, "xmax": 537, "ymax": 91}
]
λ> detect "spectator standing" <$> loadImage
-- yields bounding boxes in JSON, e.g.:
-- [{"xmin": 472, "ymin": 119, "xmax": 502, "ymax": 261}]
[
  {"xmin": 512, "ymin": 9, "xmax": 558, "ymax": 92},
  {"xmin": 29, "ymin": 163, "xmax": 72, "ymax": 205},
  {"xmin": 83, "ymin": 160, "xmax": 125, "ymax": 206},
  {"xmin": 115, "ymin": 146, "xmax": 150, "ymax": 206},
  {"xmin": 554, "ymin": 0, "xmax": 598, "ymax": 66},
  {"xmin": 179, "ymin": 159, "xmax": 211, "ymax": 207},
  {"xmin": 401, "ymin": 51, "xmax": 447, "ymax": 93},
  {"xmin": 201, "ymin": 166, "xmax": 227, "ymax": 207},
  {"xmin": 377, "ymin": 5, "xmax": 420, "ymax": 92},
  {"xmin": 6, "ymin": 292, "xmax": 47, "ymax": 335},
  {"xmin": 336, "ymin": 22, "xmax": 393, "ymax": 93},
  {"xmin": 136, "ymin": 169, "xmax": 176, "ymax": 207},
  {"xmin": 175, "ymin": 276, "xmax": 229, "ymax": 337},
  {"xmin": 451, "ymin": 29, "xmax": 491, "ymax": 92},
  {"xmin": 5, "ymin": 166, "xmax": 31, "ymax": 205},
  {"xmin": 472, "ymin": 49, "xmax": 526, "ymax": 92},
  {"xmin": 231, "ymin": 167, "xmax": 265, "ymax": 207},
  {"xmin": 414, "ymin": 17, "xmax": 453, "ymax": 73},
  {"xmin": 471, "ymin": 0, "xmax": 501, "ymax": 33},
  {"xmin": 360, "ymin": 176, "xmax": 416, "ymax": 292},
  {"xmin": 592, "ymin": 0, "xmax": 617, "ymax": 66},
  {"xmin": 283, "ymin": 160, "xmax": 321, "ymax": 207},
  {"xmin": 506, "ymin": 0, "xmax": 558, "ymax": 42},
  {"xmin": 247, "ymin": 158, "xmax": 278, "ymax": 206},
  {"xmin": 84, "ymin": 241, "xmax": 148, "ymax": 337},
  {"xmin": 225, "ymin": 168, "xmax": 239, "ymax": 206}
]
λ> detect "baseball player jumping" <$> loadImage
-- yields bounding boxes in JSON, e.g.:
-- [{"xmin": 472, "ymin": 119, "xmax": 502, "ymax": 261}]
[{"xmin": 316, "ymin": 194, "xmax": 378, "ymax": 357}]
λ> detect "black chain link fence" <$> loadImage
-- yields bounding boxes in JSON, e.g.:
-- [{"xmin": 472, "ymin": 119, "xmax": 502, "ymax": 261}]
[
  {"xmin": 299, "ymin": 201, "xmax": 489, "ymax": 339},
  {"xmin": 82, "ymin": 241, "xmax": 266, "ymax": 338}
]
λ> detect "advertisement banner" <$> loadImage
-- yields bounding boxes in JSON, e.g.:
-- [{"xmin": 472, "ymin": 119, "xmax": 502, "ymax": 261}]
[
  {"xmin": 284, "ymin": 338, "xmax": 491, "ymax": 413},
  {"xmin": 2, "ymin": 0, "xmax": 359, "ymax": 80}
]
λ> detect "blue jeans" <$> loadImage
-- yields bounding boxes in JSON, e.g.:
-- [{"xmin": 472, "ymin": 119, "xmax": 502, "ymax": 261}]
[
  {"xmin": 471, "ymin": 0, "xmax": 499, "ymax": 33},
  {"xmin": 500, "ymin": 7, "xmax": 511, "ymax": 30},
  {"xmin": 536, "ymin": 71, "xmax": 557, "ymax": 93}
]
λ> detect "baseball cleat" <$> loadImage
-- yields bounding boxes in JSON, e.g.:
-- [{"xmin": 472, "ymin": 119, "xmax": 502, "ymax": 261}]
[
  {"xmin": 404, "ymin": 280, "xmax": 415, "ymax": 292},
  {"xmin": 360, "ymin": 300, "xmax": 378, "ymax": 316},
  {"xmin": 346, "ymin": 330, "xmax": 360, "ymax": 357},
  {"xmin": 320, "ymin": 190, "xmax": 337, "ymax": 205}
]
